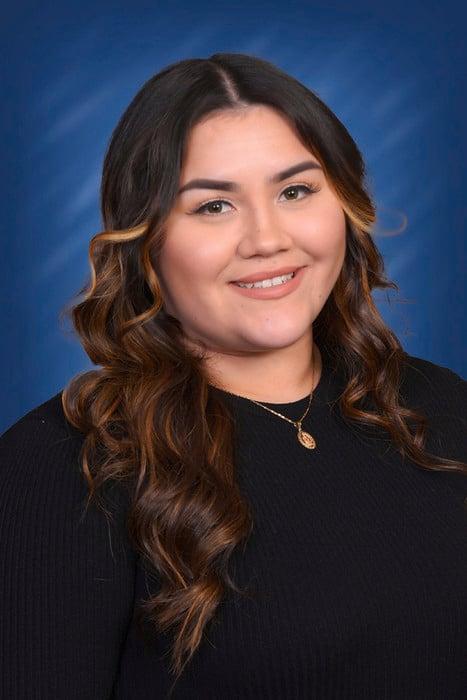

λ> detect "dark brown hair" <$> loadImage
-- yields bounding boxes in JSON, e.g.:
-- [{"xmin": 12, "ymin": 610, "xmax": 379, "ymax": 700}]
[{"xmin": 60, "ymin": 52, "xmax": 467, "ymax": 692}]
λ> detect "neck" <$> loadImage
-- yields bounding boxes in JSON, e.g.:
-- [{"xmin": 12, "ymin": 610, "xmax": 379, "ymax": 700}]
[{"xmin": 205, "ymin": 338, "xmax": 322, "ymax": 404}]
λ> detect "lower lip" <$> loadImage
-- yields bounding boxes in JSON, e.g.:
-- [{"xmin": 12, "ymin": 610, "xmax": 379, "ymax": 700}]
[{"xmin": 229, "ymin": 267, "xmax": 306, "ymax": 299}]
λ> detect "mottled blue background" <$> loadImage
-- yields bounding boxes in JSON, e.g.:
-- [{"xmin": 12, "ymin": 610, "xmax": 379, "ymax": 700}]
[{"xmin": 1, "ymin": 0, "xmax": 466, "ymax": 432}]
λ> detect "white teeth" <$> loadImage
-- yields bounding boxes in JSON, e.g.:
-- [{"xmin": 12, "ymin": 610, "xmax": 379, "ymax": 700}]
[{"xmin": 235, "ymin": 272, "xmax": 294, "ymax": 289}]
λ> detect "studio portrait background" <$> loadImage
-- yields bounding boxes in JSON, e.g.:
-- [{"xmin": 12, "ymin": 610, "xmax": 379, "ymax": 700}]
[{"xmin": 1, "ymin": 0, "xmax": 466, "ymax": 433}]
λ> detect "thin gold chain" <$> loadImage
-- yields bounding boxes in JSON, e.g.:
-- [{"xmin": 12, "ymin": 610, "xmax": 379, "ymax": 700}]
[
  {"xmin": 219, "ymin": 357, "xmax": 317, "ymax": 449},
  {"xmin": 248, "ymin": 388, "xmax": 313, "ymax": 427}
]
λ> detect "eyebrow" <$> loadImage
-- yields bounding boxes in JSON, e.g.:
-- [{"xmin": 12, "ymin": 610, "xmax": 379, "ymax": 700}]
[{"xmin": 177, "ymin": 159, "xmax": 323, "ymax": 195}]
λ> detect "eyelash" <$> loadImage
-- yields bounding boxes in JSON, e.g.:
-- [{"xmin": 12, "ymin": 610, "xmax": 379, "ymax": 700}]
[{"xmin": 189, "ymin": 182, "xmax": 321, "ymax": 216}]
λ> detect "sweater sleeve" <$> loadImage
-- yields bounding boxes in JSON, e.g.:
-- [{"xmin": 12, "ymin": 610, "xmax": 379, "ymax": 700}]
[
  {"xmin": 400, "ymin": 355, "xmax": 466, "ymax": 452},
  {"xmin": 0, "ymin": 395, "xmax": 137, "ymax": 700},
  {"xmin": 398, "ymin": 355, "xmax": 467, "ymax": 503}
]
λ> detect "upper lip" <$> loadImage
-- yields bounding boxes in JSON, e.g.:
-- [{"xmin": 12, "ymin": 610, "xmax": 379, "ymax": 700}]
[{"xmin": 231, "ymin": 266, "xmax": 303, "ymax": 283}]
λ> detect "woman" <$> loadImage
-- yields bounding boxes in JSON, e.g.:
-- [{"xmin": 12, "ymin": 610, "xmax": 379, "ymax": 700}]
[{"xmin": 1, "ymin": 52, "xmax": 466, "ymax": 699}]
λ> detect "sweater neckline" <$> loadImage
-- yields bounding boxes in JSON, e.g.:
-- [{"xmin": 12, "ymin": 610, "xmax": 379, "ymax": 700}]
[{"xmin": 208, "ymin": 345, "xmax": 337, "ymax": 418}]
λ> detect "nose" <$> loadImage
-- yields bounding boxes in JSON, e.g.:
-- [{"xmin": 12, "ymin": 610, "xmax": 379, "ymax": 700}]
[{"xmin": 237, "ymin": 205, "xmax": 292, "ymax": 257}]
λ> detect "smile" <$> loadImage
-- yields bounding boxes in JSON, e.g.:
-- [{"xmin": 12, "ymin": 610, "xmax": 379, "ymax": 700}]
[{"xmin": 229, "ymin": 266, "xmax": 306, "ymax": 299}]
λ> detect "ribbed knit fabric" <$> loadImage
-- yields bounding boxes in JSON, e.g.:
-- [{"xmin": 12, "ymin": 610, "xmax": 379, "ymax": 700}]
[{"xmin": 1, "ymin": 348, "xmax": 466, "ymax": 699}]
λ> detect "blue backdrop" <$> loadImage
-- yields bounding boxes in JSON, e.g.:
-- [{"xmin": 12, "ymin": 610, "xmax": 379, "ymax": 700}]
[{"xmin": 1, "ymin": 0, "xmax": 466, "ymax": 433}]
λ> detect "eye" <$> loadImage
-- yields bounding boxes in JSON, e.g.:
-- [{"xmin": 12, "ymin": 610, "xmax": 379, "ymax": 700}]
[{"xmin": 189, "ymin": 182, "xmax": 321, "ymax": 217}]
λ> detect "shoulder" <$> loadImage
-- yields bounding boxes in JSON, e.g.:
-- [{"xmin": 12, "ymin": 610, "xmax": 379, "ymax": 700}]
[
  {"xmin": 0, "ymin": 389, "xmax": 131, "ymax": 539},
  {"xmin": 399, "ymin": 352, "xmax": 466, "ymax": 415},
  {"xmin": 0, "ymin": 388, "xmax": 84, "ymax": 462},
  {"xmin": 400, "ymin": 352, "xmax": 465, "ymax": 384},
  {"xmin": 398, "ymin": 353, "xmax": 466, "ymax": 475},
  {"xmin": 1, "ymin": 389, "xmax": 84, "ymax": 451},
  {"xmin": 0, "ymin": 388, "xmax": 136, "ymax": 596},
  {"xmin": 0, "ymin": 391, "xmax": 87, "ymax": 497}
]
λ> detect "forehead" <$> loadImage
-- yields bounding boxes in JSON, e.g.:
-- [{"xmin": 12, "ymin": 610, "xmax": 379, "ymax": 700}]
[
  {"xmin": 180, "ymin": 105, "xmax": 319, "ymax": 176},
  {"xmin": 188, "ymin": 105, "xmax": 299, "ymax": 145}
]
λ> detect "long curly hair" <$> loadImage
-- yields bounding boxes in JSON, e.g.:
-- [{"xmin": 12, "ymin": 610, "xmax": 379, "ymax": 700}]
[{"xmin": 60, "ymin": 52, "xmax": 467, "ymax": 691}]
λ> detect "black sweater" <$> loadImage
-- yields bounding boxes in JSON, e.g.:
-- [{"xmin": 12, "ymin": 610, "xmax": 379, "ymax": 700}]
[{"xmin": 1, "ymin": 350, "xmax": 466, "ymax": 699}]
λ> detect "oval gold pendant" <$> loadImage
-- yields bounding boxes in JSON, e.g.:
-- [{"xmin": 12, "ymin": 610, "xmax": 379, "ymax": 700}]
[{"xmin": 297, "ymin": 429, "xmax": 316, "ymax": 449}]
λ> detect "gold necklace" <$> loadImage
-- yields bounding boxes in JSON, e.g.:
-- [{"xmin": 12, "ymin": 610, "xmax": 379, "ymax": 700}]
[{"xmin": 221, "ymin": 360, "xmax": 316, "ymax": 450}]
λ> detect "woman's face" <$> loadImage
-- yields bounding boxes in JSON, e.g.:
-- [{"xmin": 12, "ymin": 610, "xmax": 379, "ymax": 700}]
[{"xmin": 156, "ymin": 105, "xmax": 346, "ymax": 362}]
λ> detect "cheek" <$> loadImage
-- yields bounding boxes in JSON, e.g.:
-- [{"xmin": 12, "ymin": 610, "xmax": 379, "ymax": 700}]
[
  {"xmin": 158, "ymin": 228, "xmax": 225, "ymax": 299},
  {"xmin": 297, "ymin": 203, "xmax": 346, "ymax": 257}
]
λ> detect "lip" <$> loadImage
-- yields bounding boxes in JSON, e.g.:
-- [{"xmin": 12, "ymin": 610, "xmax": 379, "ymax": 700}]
[
  {"xmin": 229, "ymin": 266, "xmax": 306, "ymax": 299},
  {"xmin": 231, "ymin": 265, "xmax": 302, "ymax": 284}
]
